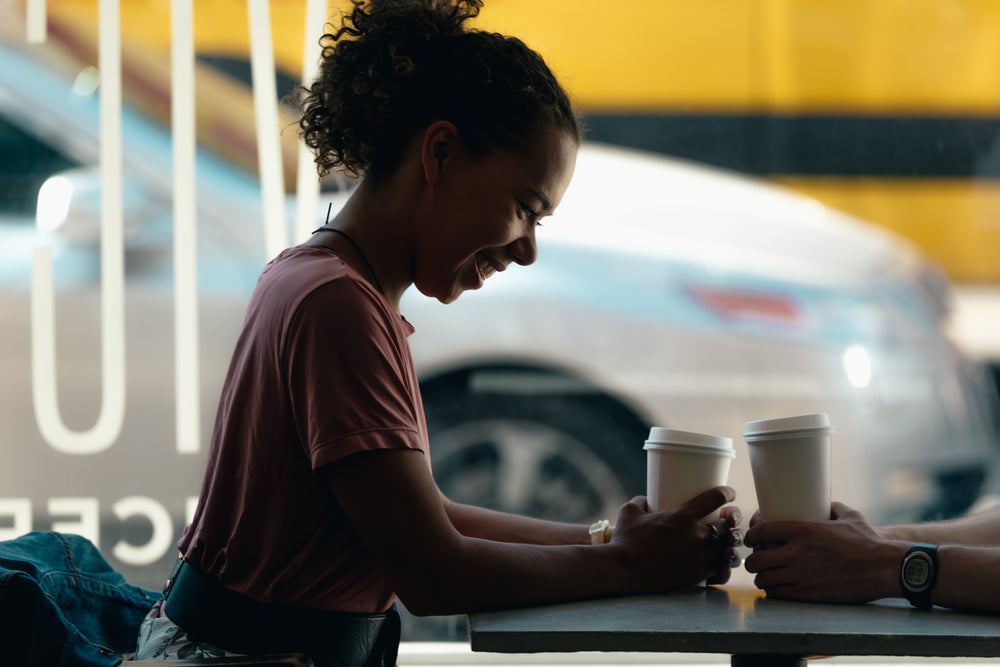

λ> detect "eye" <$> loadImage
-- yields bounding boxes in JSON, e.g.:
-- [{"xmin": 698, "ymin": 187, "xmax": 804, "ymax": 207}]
[{"xmin": 517, "ymin": 200, "xmax": 543, "ymax": 227}]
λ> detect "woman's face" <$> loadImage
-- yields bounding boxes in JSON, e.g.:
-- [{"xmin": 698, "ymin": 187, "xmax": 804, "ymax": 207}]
[{"xmin": 414, "ymin": 126, "xmax": 578, "ymax": 304}]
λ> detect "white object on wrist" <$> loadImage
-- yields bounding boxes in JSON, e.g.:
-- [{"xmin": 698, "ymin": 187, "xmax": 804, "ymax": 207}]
[{"xmin": 589, "ymin": 519, "xmax": 614, "ymax": 545}]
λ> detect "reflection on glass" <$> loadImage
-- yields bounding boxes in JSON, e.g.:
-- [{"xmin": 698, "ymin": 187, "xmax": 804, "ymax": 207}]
[
  {"xmin": 843, "ymin": 344, "xmax": 872, "ymax": 389},
  {"xmin": 72, "ymin": 66, "xmax": 100, "ymax": 97},
  {"xmin": 35, "ymin": 175, "xmax": 72, "ymax": 232}
]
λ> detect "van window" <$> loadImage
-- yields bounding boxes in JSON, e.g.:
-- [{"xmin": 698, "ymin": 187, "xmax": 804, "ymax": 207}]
[{"xmin": 0, "ymin": 115, "xmax": 77, "ymax": 216}]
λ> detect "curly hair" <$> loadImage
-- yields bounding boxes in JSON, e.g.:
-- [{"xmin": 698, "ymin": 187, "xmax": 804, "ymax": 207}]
[{"xmin": 297, "ymin": 0, "xmax": 581, "ymax": 181}]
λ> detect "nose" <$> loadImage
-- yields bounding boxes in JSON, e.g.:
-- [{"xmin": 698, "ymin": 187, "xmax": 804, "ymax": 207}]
[{"xmin": 508, "ymin": 230, "xmax": 538, "ymax": 266}]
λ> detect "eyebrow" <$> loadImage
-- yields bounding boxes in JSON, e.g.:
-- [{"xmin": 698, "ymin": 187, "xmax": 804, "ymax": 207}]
[{"xmin": 528, "ymin": 188, "xmax": 552, "ymax": 212}]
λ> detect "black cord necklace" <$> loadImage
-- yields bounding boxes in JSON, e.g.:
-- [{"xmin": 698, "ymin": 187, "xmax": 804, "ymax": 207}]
[{"xmin": 312, "ymin": 204, "xmax": 385, "ymax": 296}]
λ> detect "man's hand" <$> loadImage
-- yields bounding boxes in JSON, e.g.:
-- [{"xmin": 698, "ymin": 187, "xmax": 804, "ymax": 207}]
[{"xmin": 744, "ymin": 502, "xmax": 907, "ymax": 603}]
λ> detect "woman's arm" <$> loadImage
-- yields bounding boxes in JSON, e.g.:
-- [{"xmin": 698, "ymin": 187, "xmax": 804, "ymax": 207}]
[
  {"xmin": 440, "ymin": 490, "xmax": 742, "ymax": 550},
  {"xmin": 440, "ymin": 494, "xmax": 591, "ymax": 545},
  {"xmin": 324, "ymin": 448, "xmax": 736, "ymax": 617}
]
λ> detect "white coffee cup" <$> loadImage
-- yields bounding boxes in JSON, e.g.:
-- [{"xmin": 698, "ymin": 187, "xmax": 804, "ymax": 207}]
[
  {"xmin": 644, "ymin": 427, "xmax": 735, "ymax": 517},
  {"xmin": 744, "ymin": 412, "xmax": 834, "ymax": 522}
]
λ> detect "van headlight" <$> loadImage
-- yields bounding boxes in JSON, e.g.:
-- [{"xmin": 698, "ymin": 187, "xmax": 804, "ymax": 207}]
[
  {"xmin": 36, "ymin": 175, "xmax": 73, "ymax": 233},
  {"xmin": 843, "ymin": 344, "xmax": 872, "ymax": 389}
]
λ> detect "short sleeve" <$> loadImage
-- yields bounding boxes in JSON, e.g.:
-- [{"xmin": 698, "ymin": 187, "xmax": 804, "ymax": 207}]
[{"xmin": 284, "ymin": 278, "xmax": 424, "ymax": 470}]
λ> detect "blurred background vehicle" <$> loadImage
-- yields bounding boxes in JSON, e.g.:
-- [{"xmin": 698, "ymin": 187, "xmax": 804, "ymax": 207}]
[{"xmin": 2, "ymin": 0, "xmax": 999, "ymax": 642}]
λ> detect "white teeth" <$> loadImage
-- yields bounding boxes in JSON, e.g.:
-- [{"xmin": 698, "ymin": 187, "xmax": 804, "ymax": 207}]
[{"xmin": 477, "ymin": 256, "xmax": 496, "ymax": 280}]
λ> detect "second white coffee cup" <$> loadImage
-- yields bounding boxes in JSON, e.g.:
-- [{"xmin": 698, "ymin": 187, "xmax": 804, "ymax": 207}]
[
  {"xmin": 644, "ymin": 427, "xmax": 735, "ymax": 517},
  {"xmin": 744, "ymin": 412, "xmax": 834, "ymax": 522}
]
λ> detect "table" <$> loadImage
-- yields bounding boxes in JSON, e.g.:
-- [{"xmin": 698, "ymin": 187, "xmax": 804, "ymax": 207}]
[{"xmin": 468, "ymin": 585, "xmax": 1000, "ymax": 666}]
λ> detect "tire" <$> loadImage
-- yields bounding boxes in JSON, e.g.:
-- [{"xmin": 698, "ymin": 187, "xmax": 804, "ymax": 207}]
[{"xmin": 422, "ymin": 368, "xmax": 649, "ymax": 524}]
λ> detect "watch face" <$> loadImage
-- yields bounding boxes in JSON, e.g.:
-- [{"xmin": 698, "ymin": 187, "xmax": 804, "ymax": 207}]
[{"xmin": 903, "ymin": 552, "xmax": 933, "ymax": 591}]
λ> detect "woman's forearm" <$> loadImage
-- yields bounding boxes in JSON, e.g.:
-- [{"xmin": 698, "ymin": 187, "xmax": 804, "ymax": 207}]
[
  {"xmin": 442, "ymin": 495, "xmax": 591, "ymax": 545},
  {"xmin": 401, "ymin": 535, "xmax": 633, "ymax": 616}
]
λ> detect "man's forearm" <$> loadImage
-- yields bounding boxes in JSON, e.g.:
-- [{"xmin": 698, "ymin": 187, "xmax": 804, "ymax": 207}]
[
  {"xmin": 880, "ymin": 506, "xmax": 1000, "ymax": 547},
  {"xmin": 932, "ymin": 545, "xmax": 1000, "ymax": 613}
]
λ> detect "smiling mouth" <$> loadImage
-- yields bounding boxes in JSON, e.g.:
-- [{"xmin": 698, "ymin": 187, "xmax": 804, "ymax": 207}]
[{"xmin": 476, "ymin": 255, "xmax": 497, "ymax": 281}]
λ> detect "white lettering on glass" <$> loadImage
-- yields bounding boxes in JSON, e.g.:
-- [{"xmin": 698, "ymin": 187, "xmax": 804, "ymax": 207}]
[
  {"xmin": 30, "ymin": 0, "xmax": 125, "ymax": 455},
  {"xmin": 48, "ymin": 497, "xmax": 100, "ymax": 545},
  {"xmin": 26, "ymin": 0, "xmax": 47, "ymax": 43},
  {"xmin": 248, "ymin": 0, "xmax": 288, "ymax": 260},
  {"xmin": 172, "ymin": 0, "xmax": 200, "ymax": 454},
  {"xmin": 186, "ymin": 496, "xmax": 199, "ymax": 525},
  {"xmin": 111, "ymin": 496, "xmax": 175, "ymax": 565},
  {"xmin": 293, "ymin": 0, "xmax": 328, "ymax": 242},
  {"xmin": 0, "ymin": 499, "xmax": 32, "ymax": 541}
]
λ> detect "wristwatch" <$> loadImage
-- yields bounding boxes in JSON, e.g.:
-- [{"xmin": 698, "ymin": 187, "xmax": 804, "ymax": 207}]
[{"xmin": 900, "ymin": 543, "xmax": 938, "ymax": 609}]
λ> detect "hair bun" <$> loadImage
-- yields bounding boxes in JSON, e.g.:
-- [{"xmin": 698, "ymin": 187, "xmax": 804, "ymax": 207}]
[{"xmin": 298, "ymin": 0, "xmax": 579, "ymax": 180}]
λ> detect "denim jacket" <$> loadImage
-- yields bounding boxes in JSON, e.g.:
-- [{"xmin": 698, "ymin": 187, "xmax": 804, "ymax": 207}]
[{"xmin": 0, "ymin": 531, "xmax": 161, "ymax": 666}]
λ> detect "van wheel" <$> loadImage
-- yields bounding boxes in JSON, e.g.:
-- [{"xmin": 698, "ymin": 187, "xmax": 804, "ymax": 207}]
[{"xmin": 422, "ymin": 378, "xmax": 648, "ymax": 524}]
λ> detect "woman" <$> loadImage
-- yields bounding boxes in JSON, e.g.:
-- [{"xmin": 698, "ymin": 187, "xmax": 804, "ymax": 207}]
[{"xmin": 134, "ymin": 0, "xmax": 742, "ymax": 663}]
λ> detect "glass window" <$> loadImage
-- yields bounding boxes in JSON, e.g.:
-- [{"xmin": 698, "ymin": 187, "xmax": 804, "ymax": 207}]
[
  {"xmin": 1, "ymin": 1, "xmax": 998, "ymax": 649},
  {"xmin": 0, "ymin": 115, "xmax": 76, "ymax": 216}
]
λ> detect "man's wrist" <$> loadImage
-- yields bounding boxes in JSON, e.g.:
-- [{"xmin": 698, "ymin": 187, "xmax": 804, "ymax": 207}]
[
  {"xmin": 877, "ymin": 541, "xmax": 911, "ymax": 600},
  {"xmin": 900, "ymin": 543, "xmax": 939, "ymax": 609},
  {"xmin": 878, "ymin": 524, "xmax": 921, "ymax": 543}
]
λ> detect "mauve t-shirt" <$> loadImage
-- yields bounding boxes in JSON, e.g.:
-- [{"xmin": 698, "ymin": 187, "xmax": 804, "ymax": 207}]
[{"xmin": 178, "ymin": 245, "xmax": 429, "ymax": 613}]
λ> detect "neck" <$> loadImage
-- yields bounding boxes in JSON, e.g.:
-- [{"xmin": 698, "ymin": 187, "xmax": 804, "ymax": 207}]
[
  {"xmin": 314, "ymin": 227, "xmax": 384, "ymax": 296},
  {"xmin": 315, "ymin": 181, "xmax": 415, "ymax": 311}
]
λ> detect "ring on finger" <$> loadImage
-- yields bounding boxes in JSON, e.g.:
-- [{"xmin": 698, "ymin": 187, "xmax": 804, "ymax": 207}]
[{"xmin": 707, "ymin": 522, "xmax": 722, "ymax": 544}]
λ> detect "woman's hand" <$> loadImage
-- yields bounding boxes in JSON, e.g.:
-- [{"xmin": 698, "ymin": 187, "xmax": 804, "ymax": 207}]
[
  {"xmin": 610, "ymin": 486, "xmax": 741, "ymax": 591},
  {"xmin": 711, "ymin": 502, "xmax": 744, "ymax": 585},
  {"xmin": 744, "ymin": 501, "xmax": 906, "ymax": 603}
]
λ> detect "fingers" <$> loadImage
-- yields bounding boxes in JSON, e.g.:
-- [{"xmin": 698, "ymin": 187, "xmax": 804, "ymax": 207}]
[
  {"xmin": 830, "ymin": 501, "xmax": 856, "ymax": 519},
  {"xmin": 705, "ymin": 528, "xmax": 744, "ymax": 586},
  {"xmin": 706, "ymin": 553, "xmax": 734, "ymax": 585},
  {"xmin": 743, "ymin": 543, "xmax": 782, "ymax": 574},
  {"xmin": 704, "ymin": 511, "xmax": 748, "ymax": 584},
  {"xmin": 751, "ymin": 580, "xmax": 799, "ymax": 599},
  {"xmin": 674, "ymin": 486, "xmax": 736, "ymax": 521},
  {"xmin": 731, "ymin": 526, "xmax": 743, "ymax": 549},
  {"xmin": 626, "ymin": 496, "xmax": 651, "ymax": 513},
  {"xmin": 746, "ymin": 502, "xmax": 851, "ymax": 547},
  {"xmin": 744, "ymin": 519, "xmax": 793, "ymax": 548},
  {"xmin": 746, "ymin": 552, "xmax": 819, "ymax": 602},
  {"xmin": 710, "ymin": 516, "xmax": 740, "ymax": 544},
  {"xmin": 719, "ymin": 504, "xmax": 743, "ymax": 528},
  {"xmin": 615, "ymin": 496, "xmax": 648, "ymax": 525},
  {"xmin": 703, "ymin": 517, "xmax": 728, "ymax": 546}
]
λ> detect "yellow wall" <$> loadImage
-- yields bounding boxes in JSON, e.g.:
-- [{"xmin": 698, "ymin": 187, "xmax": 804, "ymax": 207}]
[
  {"xmin": 775, "ymin": 178, "xmax": 1000, "ymax": 283},
  {"xmin": 46, "ymin": 0, "xmax": 1000, "ymax": 114},
  {"xmin": 32, "ymin": 0, "xmax": 1000, "ymax": 281}
]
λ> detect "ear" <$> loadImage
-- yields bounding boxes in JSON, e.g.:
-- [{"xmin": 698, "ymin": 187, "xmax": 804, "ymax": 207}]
[{"xmin": 420, "ymin": 120, "xmax": 459, "ymax": 185}]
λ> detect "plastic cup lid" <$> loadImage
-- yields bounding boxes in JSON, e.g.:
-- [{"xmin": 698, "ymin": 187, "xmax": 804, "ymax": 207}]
[
  {"xmin": 743, "ymin": 412, "xmax": 834, "ymax": 440},
  {"xmin": 644, "ymin": 427, "xmax": 734, "ymax": 455}
]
